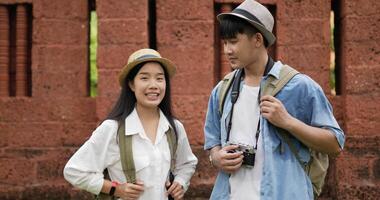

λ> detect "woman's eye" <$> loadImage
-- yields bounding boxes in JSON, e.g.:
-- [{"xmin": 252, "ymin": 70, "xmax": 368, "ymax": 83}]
[{"xmin": 141, "ymin": 77, "xmax": 148, "ymax": 80}]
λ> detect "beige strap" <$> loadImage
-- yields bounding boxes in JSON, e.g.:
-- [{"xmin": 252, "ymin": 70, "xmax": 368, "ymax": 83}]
[
  {"xmin": 262, "ymin": 65, "xmax": 299, "ymax": 97},
  {"xmin": 218, "ymin": 71, "xmax": 236, "ymax": 115},
  {"xmin": 277, "ymin": 128, "xmax": 306, "ymax": 170},
  {"xmin": 118, "ymin": 121, "xmax": 136, "ymax": 184},
  {"xmin": 118, "ymin": 120, "xmax": 177, "ymax": 183},
  {"xmin": 166, "ymin": 128, "xmax": 178, "ymax": 172},
  {"xmin": 264, "ymin": 65, "xmax": 306, "ymax": 168}
]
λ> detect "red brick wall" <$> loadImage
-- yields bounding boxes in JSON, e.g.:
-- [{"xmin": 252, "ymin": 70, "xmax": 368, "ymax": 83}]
[
  {"xmin": 333, "ymin": 0, "xmax": 380, "ymax": 198},
  {"xmin": 0, "ymin": 0, "xmax": 97, "ymax": 199},
  {"xmin": 0, "ymin": 0, "xmax": 379, "ymax": 199}
]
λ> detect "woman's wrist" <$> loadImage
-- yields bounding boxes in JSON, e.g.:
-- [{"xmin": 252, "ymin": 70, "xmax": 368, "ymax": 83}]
[{"xmin": 109, "ymin": 181, "xmax": 119, "ymax": 196}]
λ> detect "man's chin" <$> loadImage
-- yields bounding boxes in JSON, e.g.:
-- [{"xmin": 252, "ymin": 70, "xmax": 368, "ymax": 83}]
[{"xmin": 231, "ymin": 65, "xmax": 243, "ymax": 69}]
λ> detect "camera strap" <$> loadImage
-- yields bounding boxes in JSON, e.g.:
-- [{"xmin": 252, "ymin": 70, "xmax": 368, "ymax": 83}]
[{"xmin": 225, "ymin": 56, "xmax": 274, "ymax": 150}]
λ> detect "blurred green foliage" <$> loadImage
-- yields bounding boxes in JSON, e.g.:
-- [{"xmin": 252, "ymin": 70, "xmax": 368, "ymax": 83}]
[
  {"xmin": 330, "ymin": 12, "xmax": 336, "ymax": 95},
  {"xmin": 90, "ymin": 11, "xmax": 98, "ymax": 97}
]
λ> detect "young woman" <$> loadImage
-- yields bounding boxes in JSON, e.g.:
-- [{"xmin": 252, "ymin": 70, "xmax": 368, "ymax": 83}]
[{"xmin": 64, "ymin": 49, "xmax": 198, "ymax": 200}]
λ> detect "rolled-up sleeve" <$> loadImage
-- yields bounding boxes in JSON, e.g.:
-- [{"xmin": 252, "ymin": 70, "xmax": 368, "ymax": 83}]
[
  {"xmin": 204, "ymin": 84, "xmax": 222, "ymax": 150},
  {"xmin": 304, "ymin": 80, "xmax": 345, "ymax": 149},
  {"xmin": 172, "ymin": 121, "xmax": 198, "ymax": 191},
  {"xmin": 63, "ymin": 120, "xmax": 117, "ymax": 194}
]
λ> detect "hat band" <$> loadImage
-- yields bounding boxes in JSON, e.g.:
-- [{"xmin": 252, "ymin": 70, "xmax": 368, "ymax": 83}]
[
  {"xmin": 135, "ymin": 54, "xmax": 160, "ymax": 61},
  {"xmin": 232, "ymin": 8, "xmax": 265, "ymax": 28}
]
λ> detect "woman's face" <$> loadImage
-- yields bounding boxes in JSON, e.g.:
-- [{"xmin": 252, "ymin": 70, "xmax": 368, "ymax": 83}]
[{"xmin": 129, "ymin": 62, "xmax": 166, "ymax": 109}]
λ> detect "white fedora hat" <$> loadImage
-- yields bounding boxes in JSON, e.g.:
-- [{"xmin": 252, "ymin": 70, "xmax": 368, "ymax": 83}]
[{"xmin": 217, "ymin": 0, "xmax": 276, "ymax": 46}]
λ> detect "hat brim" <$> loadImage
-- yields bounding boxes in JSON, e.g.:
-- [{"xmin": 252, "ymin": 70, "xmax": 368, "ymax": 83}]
[
  {"xmin": 217, "ymin": 13, "xmax": 276, "ymax": 47},
  {"xmin": 119, "ymin": 57, "xmax": 176, "ymax": 86}
]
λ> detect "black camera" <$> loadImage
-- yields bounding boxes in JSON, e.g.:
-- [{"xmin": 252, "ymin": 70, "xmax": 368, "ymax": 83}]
[{"xmin": 227, "ymin": 142, "xmax": 256, "ymax": 167}]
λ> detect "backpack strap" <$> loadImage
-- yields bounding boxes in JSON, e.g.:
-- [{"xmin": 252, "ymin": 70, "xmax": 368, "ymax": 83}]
[
  {"xmin": 261, "ymin": 64, "xmax": 300, "ymax": 155},
  {"xmin": 118, "ymin": 120, "xmax": 177, "ymax": 183},
  {"xmin": 118, "ymin": 120, "xmax": 137, "ymax": 184},
  {"xmin": 262, "ymin": 64, "xmax": 306, "ymax": 167},
  {"xmin": 277, "ymin": 128, "xmax": 306, "ymax": 169},
  {"xmin": 218, "ymin": 71, "xmax": 237, "ymax": 116},
  {"xmin": 261, "ymin": 64, "xmax": 299, "ymax": 97},
  {"xmin": 165, "ymin": 127, "xmax": 177, "ymax": 172}
]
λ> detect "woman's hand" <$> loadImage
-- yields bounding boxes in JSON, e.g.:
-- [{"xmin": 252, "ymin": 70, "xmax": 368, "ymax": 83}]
[
  {"xmin": 115, "ymin": 180, "xmax": 144, "ymax": 200},
  {"xmin": 166, "ymin": 181, "xmax": 185, "ymax": 200}
]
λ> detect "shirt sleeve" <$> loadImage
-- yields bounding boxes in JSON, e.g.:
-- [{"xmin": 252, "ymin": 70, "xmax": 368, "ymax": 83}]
[
  {"xmin": 172, "ymin": 121, "xmax": 198, "ymax": 192},
  {"xmin": 302, "ymin": 77, "xmax": 345, "ymax": 149},
  {"xmin": 204, "ymin": 83, "xmax": 222, "ymax": 150},
  {"xmin": 63, "ymin": 120, "xmax": 118, "ymax": 195}
]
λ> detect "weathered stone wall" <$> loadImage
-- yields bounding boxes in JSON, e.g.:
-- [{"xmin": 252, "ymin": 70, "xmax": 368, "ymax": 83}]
[{"xmin": 0, "ymin": 0, "xmax": 379, "ymax": 199}]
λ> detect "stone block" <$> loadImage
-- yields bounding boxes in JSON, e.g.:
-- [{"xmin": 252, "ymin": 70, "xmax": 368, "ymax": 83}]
[
  {"xmin": 344, "ymin": 65, "xmax": 380, "ymax": 95},
  {"xmin": 343, "ymin": 15, "xmax": 380, "ymax": 42},
  {"xmin": 34, "ymin": 19, "xmax": 88, "ymax": 45},
  {"xmin": 157, "ymin": 0, "xmax": 214, "ymax": 20},
  {"xmin": 97, "ymin": 44, "xmax": 145, "ymax": 70},
  {"xmin": 172, "ymin": 94, "xmax": 210, "ymax": 145},
  {"xmin": 0, "ymin": 158, "xmax": 36, "ymax": 184},
  {"xmin": 278, "ymin": 0, "xmax": 330, "ymax": 19},
  {"xmin": 34, "ymin": 0, "xmax": 88, "ymax": 20},
  {"xmin": 157, "ymin": 20, "xmax": 214, "ymax": 47},
  {"xmin": 33, "ymin": 45, "xmax": 88, "ymax": 74},
  {"xmin": 98, "ymin": 19, "xmax": 148, "ymax": 45},
  {"xmin": 33, "ymin": 71, "xmax": 88, "ymax": 97},
  {"xmin": 277, "ymin": 19, "xmax": 330, "ymax": 46},
  {"xmin": 97, "ymin": 0, "xmax": 148, "ymax": 19},
  {"xmin": 344, "ymin": 95, "xmax": 380, "ymax": 135}
]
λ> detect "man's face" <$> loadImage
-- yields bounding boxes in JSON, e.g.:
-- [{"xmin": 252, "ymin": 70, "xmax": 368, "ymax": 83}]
[{"xmin": 223, "ymin": 33, "xmax": 258, "ymax": 69}]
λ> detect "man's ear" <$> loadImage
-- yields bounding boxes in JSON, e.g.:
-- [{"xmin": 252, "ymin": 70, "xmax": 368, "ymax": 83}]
[
  {"xmin": 255, "ymin": 33, "xmax": 265, "ymax": 47},
  {"xmin": 128, "ymin": 80, "xmax": 135, "ymax": 92}
]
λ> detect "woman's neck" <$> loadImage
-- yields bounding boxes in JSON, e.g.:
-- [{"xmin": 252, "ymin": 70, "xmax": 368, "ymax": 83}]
[
  {"xmin": 135, "ymin": 104, "xmax": 160, "ymax": 121},
  {"xmin": 135, "ymin": 104, "xmax": 160, "ymax": 144}
]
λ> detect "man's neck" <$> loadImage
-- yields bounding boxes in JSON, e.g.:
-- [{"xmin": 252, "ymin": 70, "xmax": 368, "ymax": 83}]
[{"xmin": 244, "ymin": 52, "xmax": 268, "ymax": 86}]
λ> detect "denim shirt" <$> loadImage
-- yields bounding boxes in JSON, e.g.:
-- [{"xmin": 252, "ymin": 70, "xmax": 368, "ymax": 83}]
[{"xmin": 204, "ymin": 61, "xmax": 345, "ymax": 200}]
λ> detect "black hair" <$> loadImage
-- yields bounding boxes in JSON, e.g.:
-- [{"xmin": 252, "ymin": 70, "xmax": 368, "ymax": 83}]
[
  {"xmin": 106, "ymin": 61, "xmax": 178, "ymax": 137},
  {"xmin": 219, "ymin": 15, "xmax": 269, "ymax": 47}
]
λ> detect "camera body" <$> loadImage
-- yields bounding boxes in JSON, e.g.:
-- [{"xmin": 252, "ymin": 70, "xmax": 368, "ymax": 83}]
[{"xmin": 227, "ymin": 142, "xmax": 256, "ymax": 167}]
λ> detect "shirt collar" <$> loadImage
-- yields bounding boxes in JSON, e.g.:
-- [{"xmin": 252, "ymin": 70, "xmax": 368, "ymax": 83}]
[
  {"xmin": 124, "ymin": 107, "xmax": 171, "ymax": 136},
  {"xmin": 266, "ymin": 60, "xmax": 283, "ymax": 80}
]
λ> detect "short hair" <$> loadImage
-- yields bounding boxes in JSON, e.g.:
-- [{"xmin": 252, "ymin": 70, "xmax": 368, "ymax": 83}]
[{"xmin": 219, "ymin": 15, "xmax": 269, "ymax": 47}]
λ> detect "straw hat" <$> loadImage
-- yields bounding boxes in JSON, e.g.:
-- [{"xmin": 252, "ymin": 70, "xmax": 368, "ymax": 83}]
[{"xmin": 119, "ymin": 48, "xmax": 176, "ymax": 86}]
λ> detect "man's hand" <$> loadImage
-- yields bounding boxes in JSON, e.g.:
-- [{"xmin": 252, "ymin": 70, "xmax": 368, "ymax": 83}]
[
  {"xmin": 115, "ymin": 180, "xmax": 144, "ymax": 200},
  {"xmin": 260, "ymin": 95, "xmax": 294, "ymax": 130},
  {"xmin": 211, "ymin": 145, "xmax": 243, "ymax": 174}
]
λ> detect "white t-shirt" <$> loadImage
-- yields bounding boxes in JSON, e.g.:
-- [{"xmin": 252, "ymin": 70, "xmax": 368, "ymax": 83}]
[{"xmin": 229, "ymin": 84, "xmax": 264, "ymax": 200}]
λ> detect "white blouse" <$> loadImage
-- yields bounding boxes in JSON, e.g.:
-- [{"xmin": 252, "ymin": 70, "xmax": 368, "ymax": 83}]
[{"xmin": 63, "ymin": 108, "xmax": 198, "ymax": 200}]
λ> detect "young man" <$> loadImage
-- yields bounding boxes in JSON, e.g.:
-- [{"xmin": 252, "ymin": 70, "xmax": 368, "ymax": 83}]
[{"xmin": 204, "ymin": 0, "xmax": 345, "ymax": 199}]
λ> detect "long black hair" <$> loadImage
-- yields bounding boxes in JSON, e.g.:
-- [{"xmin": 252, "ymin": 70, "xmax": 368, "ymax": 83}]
[
  {"xmin": 106, "ymin": 61, "xmax": 178, "ymax": 137},
  {"xmin": 220, "ymin": 15, "xmax": 269, "ymax": 47}
]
